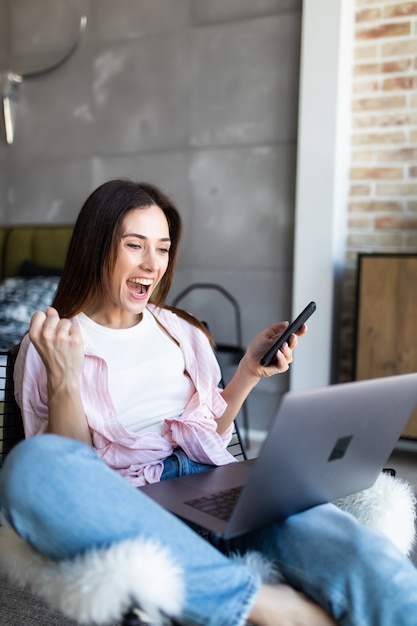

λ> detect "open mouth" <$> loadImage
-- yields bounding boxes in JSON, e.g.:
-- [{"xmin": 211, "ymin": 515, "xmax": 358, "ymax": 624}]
[{"xmin": 127, "ymin": 278, "xmax": 153, "ymax": 296}]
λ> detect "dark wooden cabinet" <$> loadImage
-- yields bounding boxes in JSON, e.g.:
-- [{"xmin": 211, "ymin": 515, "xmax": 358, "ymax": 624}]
[{"xmin": 353, "ymin": 253, "xmax": 417, "ymax": 439}]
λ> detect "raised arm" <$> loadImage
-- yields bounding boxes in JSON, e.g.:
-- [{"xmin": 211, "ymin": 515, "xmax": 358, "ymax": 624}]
[
  {"xmin": 216, "ymin": 321, "xmax": 307, "ymax": 435},
  {"xmin": 28, "ymin": 307, "xmax": 92, "ymax": 446}
]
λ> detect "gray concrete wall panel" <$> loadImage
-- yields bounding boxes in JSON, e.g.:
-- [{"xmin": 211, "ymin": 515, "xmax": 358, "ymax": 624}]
[
  {"xmin": 94, "ymin": 0, "xmax": 192, "ymax": 42},
  {"xmin": 6, "ymin": 157, "xmax": 92, "ymax": 223},
  {"xmin": 193, "ymin": 0, "xmax": 302, "ymax": 25},
  {"xmin": 92, "ymin": 34, "xmax": 192, "ymax": 153},
  {"xmin": 191, "ymin": 15, "xmax": 301, "ymax": 146},
  {"xmin": 188, "ymin": 145, "xmax": 296, "ymax": 269}
]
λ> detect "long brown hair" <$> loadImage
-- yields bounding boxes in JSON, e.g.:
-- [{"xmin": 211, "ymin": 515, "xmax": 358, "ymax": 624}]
[{"xmin": 52, "ymin": 179, "xmax": 213, "ymax": 343}]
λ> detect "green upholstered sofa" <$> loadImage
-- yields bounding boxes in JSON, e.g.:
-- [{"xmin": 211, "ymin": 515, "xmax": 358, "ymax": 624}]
[{"xmin": 0, "ymin": 224, "xmax": 73, "ymax": 280}]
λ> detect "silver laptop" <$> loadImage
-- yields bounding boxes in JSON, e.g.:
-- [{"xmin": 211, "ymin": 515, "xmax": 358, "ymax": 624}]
[{"xmin": 141, "ymin": 373, "xmax": 417, "ymax": 539}]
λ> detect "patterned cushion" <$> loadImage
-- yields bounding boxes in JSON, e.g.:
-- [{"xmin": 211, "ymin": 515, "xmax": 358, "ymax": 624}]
[{"xmin": 0, "ymin": 277, "xmax": 60, "ymax": 350}]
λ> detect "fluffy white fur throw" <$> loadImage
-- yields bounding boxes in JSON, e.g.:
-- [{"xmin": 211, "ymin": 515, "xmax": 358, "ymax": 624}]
[
  {"xmin": 334, "ymin": 472, "xmax": 416, "ymax": 556},
  {"xmin": 0, "ymin": 524, "xmax": 184, "ymax": 625}
]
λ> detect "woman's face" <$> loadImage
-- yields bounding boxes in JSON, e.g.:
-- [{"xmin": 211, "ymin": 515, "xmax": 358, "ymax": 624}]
[{"xmin": 91, "ymin": 204, "xmax": 171, "ymax": 327}]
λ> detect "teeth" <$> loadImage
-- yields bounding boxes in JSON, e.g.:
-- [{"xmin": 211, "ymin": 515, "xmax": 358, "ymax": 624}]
[{"xmin": 129, "ymin": 278, "xmax": 153, "ymax": 285}]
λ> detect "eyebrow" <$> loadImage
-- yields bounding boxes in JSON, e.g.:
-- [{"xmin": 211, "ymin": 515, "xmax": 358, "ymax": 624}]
[{"xmin": 121, "ymin": 233, "xmax": 171, "ymax": 242}]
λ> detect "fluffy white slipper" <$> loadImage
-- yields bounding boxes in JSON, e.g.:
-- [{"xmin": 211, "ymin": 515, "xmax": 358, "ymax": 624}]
[{"xmin": 0, "ymin": 524, "xmax": 184, "ymax": 625}]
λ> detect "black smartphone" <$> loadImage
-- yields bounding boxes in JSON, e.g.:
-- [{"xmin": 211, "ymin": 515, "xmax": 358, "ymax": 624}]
[{"xmin": 260, "ymin": 301, "xmax": 317, "ymax": 367}]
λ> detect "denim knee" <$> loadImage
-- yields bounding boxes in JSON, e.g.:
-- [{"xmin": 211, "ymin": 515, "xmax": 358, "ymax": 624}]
[
  {"xmin": 0, "ymin": 438, "xmax": 40, "ymax": 508},
  {"xmin": 0, "ymin": 435, "xmax": 92, "ymax": 517}
]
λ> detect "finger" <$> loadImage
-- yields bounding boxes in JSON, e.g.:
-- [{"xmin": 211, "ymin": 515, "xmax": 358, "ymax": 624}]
[
  {"xmin": 29, "ymin": 310, "xmax": 47, "ymax": 341},
  {"xmin": 29, "ymin": 309, "xmax": 64, "ymax": 345},
  {"xmin": 53, "ymin": 319, "xmax": 83, "ymax": 352},
  {"xmin": 268, "ymin": 347, "xmax": 290, "ymax": 371},
  {"xmin": 39, "ymin": 311, "xmax": 63, "ymax": 340},
  {"xmin": 295, "ymin": 322, "xmax": 308, "ymax": 337},
  {"xmin": 267, "ymin": 322, "xmax": 289, "ymax": 340},
  {"xmin": 30, "ymin": 310, "xmax": 47, "ymax": 327},
  {"xmin": 287, "ymin": 332, "xmax": 299, "ymax": 350},
  {"xmin": 45, "ymin": 306, "xmax": 60, "ymax": 318},
  {"xmin": 43, "ymin": 319, "xmax": 76, "ymax": 350},
  {"xmin": 280, "ymin": 342, "xmax": 294, "ymax": 365},
  {"xmin": 55, "ymin": 318, "xmax": 73, "ymax": 333}
]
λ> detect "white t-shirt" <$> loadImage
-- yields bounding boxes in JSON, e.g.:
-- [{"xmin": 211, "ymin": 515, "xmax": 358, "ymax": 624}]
[{"xmin": 78, "ymin": 308, "xmax": 194, "ymax": 435}]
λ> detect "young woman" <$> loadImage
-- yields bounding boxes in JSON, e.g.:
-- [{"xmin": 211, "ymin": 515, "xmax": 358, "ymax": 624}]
[{"xmin": 1, "ymin": 179, "xmax": 417, "ymax": 626}]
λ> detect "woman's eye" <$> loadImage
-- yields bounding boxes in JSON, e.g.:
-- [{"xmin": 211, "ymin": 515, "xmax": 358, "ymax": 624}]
[
  {"xmin": 158, "ymin": 248, "xmax": 170, "ymax": 254},
  {"xmin": 127, "ymin": 243, "xmax": 142, "ymax": 250}
]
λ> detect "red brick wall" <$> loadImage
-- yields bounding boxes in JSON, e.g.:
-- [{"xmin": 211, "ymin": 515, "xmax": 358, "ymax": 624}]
[{"xmin": 339, "ymin": 0, "xmax": 417, "ymax": 381}]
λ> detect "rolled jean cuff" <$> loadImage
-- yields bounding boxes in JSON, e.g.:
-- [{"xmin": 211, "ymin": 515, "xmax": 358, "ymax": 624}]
[{"xmin": 182, "ymin": 567, "xmax": 261, "ymax": 626}]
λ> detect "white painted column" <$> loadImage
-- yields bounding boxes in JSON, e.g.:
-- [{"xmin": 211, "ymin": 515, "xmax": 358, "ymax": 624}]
[{"xmin": 291, "ymin": 0, "xmax": 354, "ymax": 390}]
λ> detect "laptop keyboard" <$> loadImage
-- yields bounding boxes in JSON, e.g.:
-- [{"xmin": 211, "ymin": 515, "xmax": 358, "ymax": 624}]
[{"xmin": 185, "ymin": 486, "xmax": 243, "ymax": 521}]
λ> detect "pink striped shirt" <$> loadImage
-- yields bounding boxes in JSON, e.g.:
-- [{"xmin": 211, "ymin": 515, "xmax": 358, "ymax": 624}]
[{"xmin": 14, "ymin": 305, "xmax": 236, "ymax": 486}]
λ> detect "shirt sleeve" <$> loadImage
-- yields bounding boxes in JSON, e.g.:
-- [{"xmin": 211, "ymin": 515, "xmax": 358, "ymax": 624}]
[{"xmin": 14, "ymin": 334, "xmax": 49, "ymax": 438}]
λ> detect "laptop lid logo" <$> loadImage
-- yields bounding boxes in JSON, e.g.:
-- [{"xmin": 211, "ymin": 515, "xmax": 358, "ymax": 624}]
[{"xmin": 328, "ymin": 435, "xmax": 353, "ymax": 462}]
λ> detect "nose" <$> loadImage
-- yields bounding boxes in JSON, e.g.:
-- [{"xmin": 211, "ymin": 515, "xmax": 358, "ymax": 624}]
[{"xmin": 140, "ymin": 248, "xmax": 159, "ymax": 272}]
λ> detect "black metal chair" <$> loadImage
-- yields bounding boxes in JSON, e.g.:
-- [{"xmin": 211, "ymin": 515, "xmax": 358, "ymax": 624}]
[
  {"xmin": 172, "ymin": 283, "xmax": 250, "ymax": 448},
  {"xmin": 0, "ymin": 344, "xmax": 24, "ymax": 464}
]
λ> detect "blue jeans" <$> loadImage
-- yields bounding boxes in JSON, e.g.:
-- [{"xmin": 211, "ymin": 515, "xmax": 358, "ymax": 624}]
[
  {"xmin": 1, "ymin": 435, "xmax": 417, "ymax": 626},
  {"xmin": 161, "ymin": 448, "xmax": 215, "ymax": 481}
]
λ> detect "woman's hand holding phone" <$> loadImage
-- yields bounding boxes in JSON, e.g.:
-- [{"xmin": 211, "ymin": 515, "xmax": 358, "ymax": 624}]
[{"xmin": 260, "ymin": 301, "xmax": 316, "ymax": 367}]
